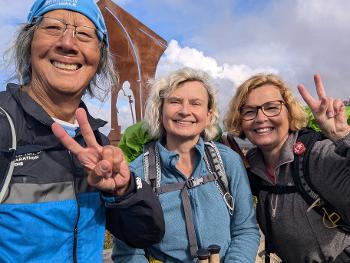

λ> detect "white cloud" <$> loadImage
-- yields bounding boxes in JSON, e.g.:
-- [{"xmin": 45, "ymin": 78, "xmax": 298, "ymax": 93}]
[
  {"xmin": 86, "ymin": 39, "xmax": 278, "ymax": 133},
  {"xmin": 1, "ymin": 0, "xmax": 349, "ymax": 136},
  {"xmin": 157, "ymin": 40, "xmax": 278, "ymax": 112},
  {"xmin": 158, "ymin": 40, "xmax": 277, "ymax": 85},
  {"xmin": 295, "ymin": 0, "xmax": 350, "ymax": 27},
  {"xmin": 196, "ymin": 0, "xmax": 350, "ymax": 99}
]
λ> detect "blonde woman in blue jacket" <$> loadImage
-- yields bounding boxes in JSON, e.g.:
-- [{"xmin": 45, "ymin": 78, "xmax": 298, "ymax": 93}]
[{"xmin": 112, "ymin": 67, "xmax": 260, "ymax": 263}]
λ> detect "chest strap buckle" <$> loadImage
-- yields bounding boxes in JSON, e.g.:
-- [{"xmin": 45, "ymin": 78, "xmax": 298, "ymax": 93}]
[{"xmin": 186, "ymin": 177, "xmax": 204, "ymax": 189}]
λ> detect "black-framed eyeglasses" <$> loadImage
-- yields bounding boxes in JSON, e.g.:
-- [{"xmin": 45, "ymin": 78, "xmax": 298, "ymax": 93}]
[
  {"xmin": 240, "ymin": 100, "xmax": 285, "ymax": 121},
  {"xmin": 35, "ymin": 16, "xmax": 102, "ymax": 44}
]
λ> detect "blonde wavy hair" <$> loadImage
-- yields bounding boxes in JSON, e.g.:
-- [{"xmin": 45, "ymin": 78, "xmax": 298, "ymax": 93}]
[
  {"xmin": 224, "ymin": 73, "xmax": 308, "ymax": 138},
  {"xmin": 144, "ymin": 67, "xmax": 220, "ymax": 141}
]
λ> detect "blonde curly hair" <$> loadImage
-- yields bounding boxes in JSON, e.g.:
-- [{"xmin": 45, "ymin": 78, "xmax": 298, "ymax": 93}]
[{"xmin": 144, "ymin": 67, "xmax": 220, "ymax": 141}]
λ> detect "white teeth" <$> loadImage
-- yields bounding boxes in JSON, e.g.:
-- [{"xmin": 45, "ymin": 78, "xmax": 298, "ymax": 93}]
[
  {"xmin": 52, "ymin": 61, "xmax": 79, "ymax": 71},
  {"xmin": 256, "ymin": 128, "xmax": 272, "ymax": 133},
  {"xmin": 176, "ymin": 120, "xmax": 193, "ymax": 125}
]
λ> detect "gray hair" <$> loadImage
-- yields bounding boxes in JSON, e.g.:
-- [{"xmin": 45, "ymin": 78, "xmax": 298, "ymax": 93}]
[
  {"xmin": 144, "ymin": 67, "xmax": 220, "ymax": 141},
  {"xmin": 9, "ymin": 19, "xmax": 116, "ymax": 100}
]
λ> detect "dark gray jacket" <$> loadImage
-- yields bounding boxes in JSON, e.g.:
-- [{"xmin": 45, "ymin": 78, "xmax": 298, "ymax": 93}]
[{"xmin": 248, "ymin": 130, "xmax": 350, "ymax": 263}]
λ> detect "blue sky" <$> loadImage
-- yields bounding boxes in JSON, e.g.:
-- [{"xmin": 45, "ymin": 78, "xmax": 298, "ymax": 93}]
[{"xmin": 1, "ymin": 0, "xmax": 349, "ymax": 132}]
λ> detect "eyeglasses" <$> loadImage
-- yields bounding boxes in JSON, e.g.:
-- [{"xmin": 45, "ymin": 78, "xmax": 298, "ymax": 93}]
[
  {"xmin": 35, "ymin": 16, "xmax": 102, "ymax": 44},
  {"xmin": 240, "ymin": 100, "xmax": 285, "ymax": 121}
]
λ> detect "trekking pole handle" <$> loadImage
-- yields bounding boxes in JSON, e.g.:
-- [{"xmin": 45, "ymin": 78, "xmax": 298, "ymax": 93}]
[
  {"xmin": 197, "ymin": 248, "xmax": 210, "ymax": 263},
  {"xmin": 208, "ymin": 244, "xmax": 221, "ymax": 263}
]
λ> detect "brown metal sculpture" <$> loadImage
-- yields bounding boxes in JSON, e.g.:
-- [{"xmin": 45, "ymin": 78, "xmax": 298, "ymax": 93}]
[{"xmin": 97, "ymin": 0, "xmax": 167, "ymax": 145}]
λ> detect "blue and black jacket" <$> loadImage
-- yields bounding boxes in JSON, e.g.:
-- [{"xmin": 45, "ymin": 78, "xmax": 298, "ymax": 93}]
[{"xmin": 0, "ymin": 84, "xmax": 164, "ymax": 263}]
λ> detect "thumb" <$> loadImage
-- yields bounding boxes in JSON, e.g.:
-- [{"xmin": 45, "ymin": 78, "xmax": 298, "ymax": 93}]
[
  {"xmin": 334, "ymin": 104, "xmax": 348, "ymax": 124},
  {"xmin": 95, "ymin": 160, "xmax": 112, "ymax": 178}
]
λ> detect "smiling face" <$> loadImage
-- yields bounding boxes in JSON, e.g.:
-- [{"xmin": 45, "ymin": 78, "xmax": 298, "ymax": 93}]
[
  {"xmin": 241, "ymin": 85, "xmax": 290, "ymax": 152},
  {"xmin": 30, "ymin": 9, "xmax": 100, "ymax": 99},
  {"xmin": 162, "ymin": 80, "xmax": 212, "ymax": 144}
]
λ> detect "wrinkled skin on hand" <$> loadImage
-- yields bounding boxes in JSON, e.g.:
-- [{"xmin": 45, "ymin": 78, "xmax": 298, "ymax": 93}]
[
  {"xmin": 52, "ymin": 108, "xmax": 130, "ymax": 196},
  {"xmin": 298, "ymin": 73, "xmax": 350, "ymax": 141}
]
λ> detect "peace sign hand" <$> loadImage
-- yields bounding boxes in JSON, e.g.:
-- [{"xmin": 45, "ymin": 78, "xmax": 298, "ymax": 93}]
[
  {"xmin": 298, "ymin": 73, "xmax": 350, "ymax": 141},
  {"xmin": 51, "ymin": 108, "xmax": 130, "ymax": 196}
]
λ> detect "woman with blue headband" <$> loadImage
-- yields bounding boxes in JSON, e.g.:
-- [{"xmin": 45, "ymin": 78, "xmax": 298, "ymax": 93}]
[{"xmin": 0, "ymin": 0, "xmax": 164, "ymax": 262}]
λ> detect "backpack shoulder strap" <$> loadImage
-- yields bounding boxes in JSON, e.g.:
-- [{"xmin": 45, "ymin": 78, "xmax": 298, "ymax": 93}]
[
  {"xmin": 143, "ymin": 140, "xmax": 218, "ymax": 258},
  {"xmin": 204, "ymin": 141, "xmax": 234, "ymax": 215},
  {"xmin": 293, "ymin": 128, "xmax": 350, "ymax": 231},
  {"xmin": 221, "ymin": 133, "xmax": 250, "ymax": 168},
  {"xmin": 0, "ymin": 106, "xmax": 17, "ymax": 203},
  {"xmin": 292, "ymin": 128, "xmax": 324, "ymax": 205},
  {"xmin": 143, "ymin": 140, "xmax": 160, "ymax": 192}
]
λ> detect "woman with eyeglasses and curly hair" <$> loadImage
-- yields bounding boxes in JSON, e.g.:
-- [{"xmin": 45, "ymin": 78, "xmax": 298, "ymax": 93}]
[{"xmin": 224, "ymin": 73, "xmax": 350, "ymax": 263}]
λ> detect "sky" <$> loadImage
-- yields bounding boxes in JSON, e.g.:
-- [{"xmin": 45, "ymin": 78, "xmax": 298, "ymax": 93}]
[{"xmin": 1, "ymin": 0, "xmax": 349, "ymax": 134}]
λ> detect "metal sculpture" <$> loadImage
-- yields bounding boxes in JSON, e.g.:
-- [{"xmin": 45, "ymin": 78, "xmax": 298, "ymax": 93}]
[{"xmin": 97, "ymin": 0, "xmax": 167, "ymax": 145}]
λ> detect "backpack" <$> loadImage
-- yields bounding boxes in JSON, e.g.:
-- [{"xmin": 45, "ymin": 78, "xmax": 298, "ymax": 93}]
[
  {"xmin": 244, "ymin": 128, "xmax": 350, "ymax": 262},
  {"xmin": 247, "ymin": 128, "xmax": 350, "ymax": 230},
  {"xmin": 0, "ymin": 106, "xmax": 17, "ymax": 203},
  {"xmin": 142, "ymin": 140, "xmax": 234, "ymax": 258}
]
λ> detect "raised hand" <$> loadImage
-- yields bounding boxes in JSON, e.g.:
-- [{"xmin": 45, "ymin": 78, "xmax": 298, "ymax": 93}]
[
  {"xmin": 52, "ymin": 108, "xmax": 130, "ymax": 196},
  {"xmin": 298, "ymin": 73, "xmax": 350, "ymax": 141}
]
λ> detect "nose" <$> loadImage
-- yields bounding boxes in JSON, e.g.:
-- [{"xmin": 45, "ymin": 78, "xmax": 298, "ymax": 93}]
[
  {"xmin": 178, "ymin": 102, "xmax": 190, "ymax": 115},
  {"xmin": 255, "ymin": 108, "xmax": 267, "ymax": 122},
  {"xmin": 55, "ymin": 27, "xmax": 79, "ymax": 54}
]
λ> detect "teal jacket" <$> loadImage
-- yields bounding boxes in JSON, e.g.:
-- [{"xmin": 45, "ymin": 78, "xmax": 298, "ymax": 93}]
[{"xmin": 113, "ymin": 137, "xmax": 260, "ymax": 263}]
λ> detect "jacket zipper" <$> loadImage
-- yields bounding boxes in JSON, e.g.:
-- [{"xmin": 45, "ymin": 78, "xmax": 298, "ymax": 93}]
[
  {"xmin": 269, "ymin": 161, "xmax": 290, "ymax": 218},
  {"xmin": 69, "ymin": 151, "xmax": 80, "ymax": 263},
  {"xmin": 271, "ymin": 194, "xmax": 278, "ymax": 218}
]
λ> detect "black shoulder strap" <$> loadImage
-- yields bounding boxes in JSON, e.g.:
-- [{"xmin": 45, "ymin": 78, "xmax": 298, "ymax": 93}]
[
  {"xmin": 143, "ymin": 141, "xmax": 159, "ymax": 191},
  {"xmin": 0, "ymin": 106, "xmax": 17, "ymax": 203},
  {"xmin": 293, "ymin": 128, "xmax": 350, "ymax": 232},
  {"xmin": 292, "ymin": 128, "xmax": 324, "ymax": 205}
]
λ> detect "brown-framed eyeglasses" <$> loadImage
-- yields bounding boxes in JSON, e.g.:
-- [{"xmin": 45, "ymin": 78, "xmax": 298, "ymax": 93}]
[{"xmin": 240, "ymin": 100, "xmax": 285, "ymax": 121}]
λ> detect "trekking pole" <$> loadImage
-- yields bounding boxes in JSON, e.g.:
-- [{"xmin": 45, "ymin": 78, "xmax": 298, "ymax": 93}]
[
  {"xmin": 197, "ymin": 248, "xmax": 210, "ymax": 263},
  {"xmin": 208, "ymin": 244, "xmax": 221, "ymax": 263}
]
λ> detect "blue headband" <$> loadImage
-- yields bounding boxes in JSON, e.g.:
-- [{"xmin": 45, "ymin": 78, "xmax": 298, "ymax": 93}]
[{"xmin": 27, "ymin": 0, "xmax": 108, "ymax": 46}]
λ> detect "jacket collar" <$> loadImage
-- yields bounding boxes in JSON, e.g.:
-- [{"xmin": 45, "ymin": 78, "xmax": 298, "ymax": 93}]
[
  {"xmin": 248, "ymin": 131, "xmax": 299, "ymax": 181},
  {"xmin": 156, "ymin": 137, "xmax": 206, "ymax": 171},
  {"xmin": 6, "ymin": 83, "xmax": 106, "ymax": 131}
]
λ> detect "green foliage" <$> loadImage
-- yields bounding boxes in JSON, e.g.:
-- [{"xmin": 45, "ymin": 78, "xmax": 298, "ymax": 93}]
[
  {"xmin": 306, "ymin": 106, "xmax": 350, "ymax": 131},
  {"xmin": 118, "ymin": 121, "xmax": 153, "ymax": 163}
]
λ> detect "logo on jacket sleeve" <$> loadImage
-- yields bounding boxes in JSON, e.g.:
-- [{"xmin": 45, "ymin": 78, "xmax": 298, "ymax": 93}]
[{"xmin": 135, "ymin": 177, "xmax": 143, "ymax": 190}]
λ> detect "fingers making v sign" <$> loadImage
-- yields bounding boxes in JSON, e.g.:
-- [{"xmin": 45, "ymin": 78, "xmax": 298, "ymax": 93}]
[
  {"xmin": 298, "ymin": 73, "xmax": 350, "ymax": 141},
  {"xmin": 52, "ymin": 108, "xmax": 130, "ymax": 196}
]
